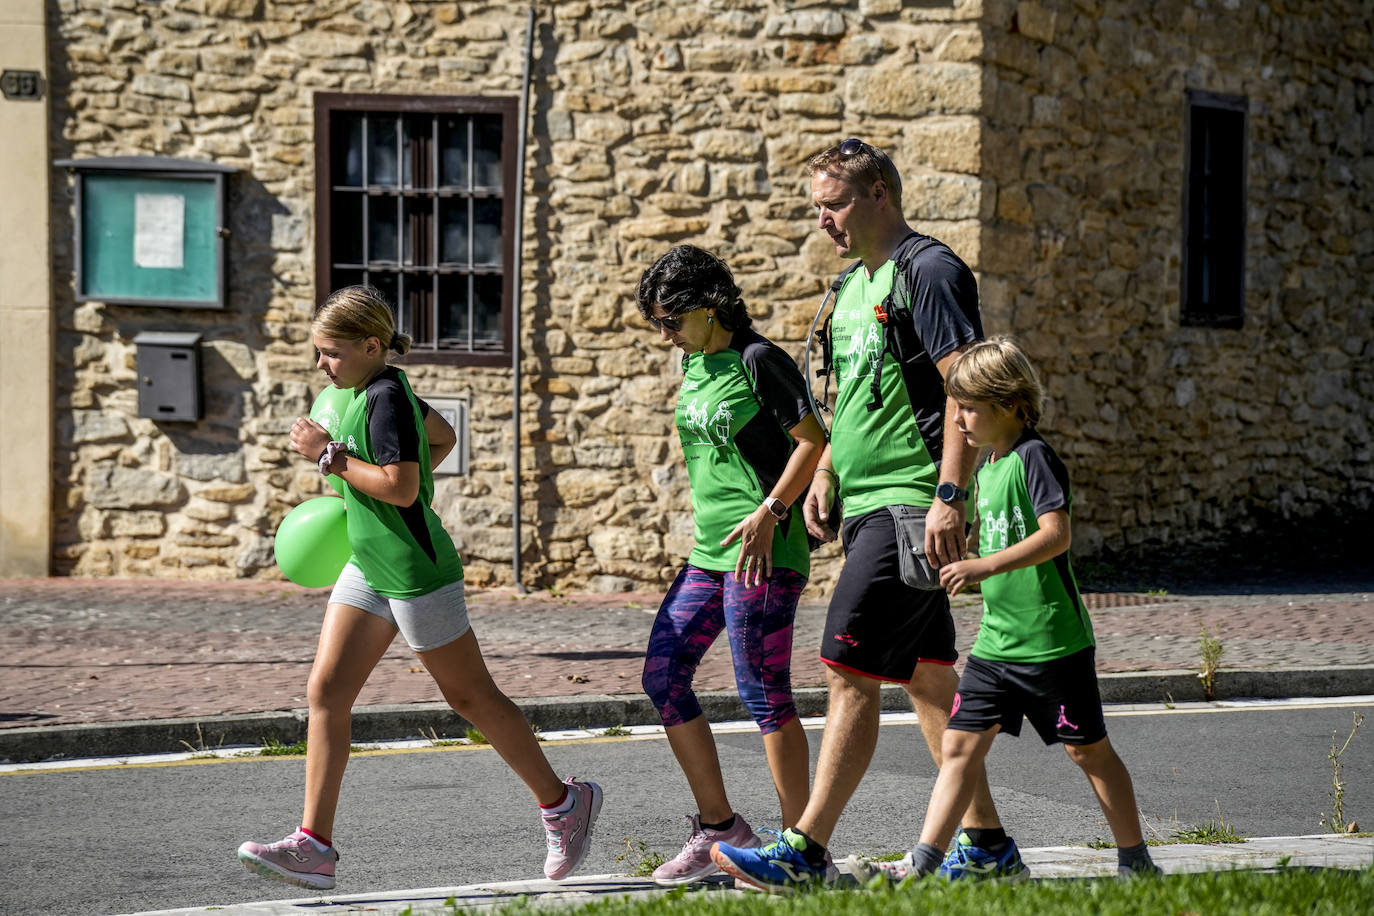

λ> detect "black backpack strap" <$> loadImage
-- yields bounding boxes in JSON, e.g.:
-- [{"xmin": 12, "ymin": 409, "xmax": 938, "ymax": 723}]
[
  {"xmin": 867, "ymin": 234, "xmax": 944, "ymax": 412},
  {"xmin": 810, "ymin": 261, "xmax": 864, "ymax": 421}
]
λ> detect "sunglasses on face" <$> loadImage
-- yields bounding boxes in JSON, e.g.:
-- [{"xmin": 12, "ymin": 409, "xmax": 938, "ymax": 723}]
[{"xmin": 647, "ymin": 313, "xmax": 685, "ymax": 333}]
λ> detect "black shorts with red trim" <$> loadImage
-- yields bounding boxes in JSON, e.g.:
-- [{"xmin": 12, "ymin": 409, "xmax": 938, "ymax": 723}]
[
  {"xmin": 949, "ymin": 647, "xmax": 1107, "ymax": 746},
  {"xmin": 819, "ymin": 506, "xmax": 958, "ymax": 683}
]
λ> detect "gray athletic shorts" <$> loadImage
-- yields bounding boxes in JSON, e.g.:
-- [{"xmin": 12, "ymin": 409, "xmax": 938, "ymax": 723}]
[{"xmin": 329, "ymin": 562, "xmax": 471, "ymax": 652}]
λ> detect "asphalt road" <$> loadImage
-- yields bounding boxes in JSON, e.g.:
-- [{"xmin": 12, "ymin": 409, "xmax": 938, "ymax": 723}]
[{"xmin": 2, "ymin": 699, "xmax": 1370, "ymax": 916}]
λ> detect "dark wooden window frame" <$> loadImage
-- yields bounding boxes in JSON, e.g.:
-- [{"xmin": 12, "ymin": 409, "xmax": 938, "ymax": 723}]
[
  {"xmin": 314, "ymin": 92, "xmax": 518, "ymax": 367},
  {"xmin": 1181, "ymin": 89, "xmax": 1247, "ymax": 330}
]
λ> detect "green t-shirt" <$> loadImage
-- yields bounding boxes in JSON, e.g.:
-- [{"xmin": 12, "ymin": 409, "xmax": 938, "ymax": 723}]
[
  {"xmin": 338, "ymin": 366, "xmax": 464, "ymax": 598},
  {"xmin": 826, "ymin": 236, "xmax": 982, "ymax": 519},
  {"xmin": 676, "ymin": 328, "xmax": 811, "ymax": 577},
  {"xmin": 829, "ymin": 262, "xmax": 936, "ymax": 516},
  {"xmin": 970, "ymin": 430, "xmax": 1094, "ymax": 663}
]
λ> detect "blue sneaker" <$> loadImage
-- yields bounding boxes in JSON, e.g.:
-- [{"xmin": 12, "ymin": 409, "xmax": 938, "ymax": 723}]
[
  {"xmin": 938, "ymin": 831, "xmax": 1029, "ymax": 882},
  {"xmin": 710, "ymin": 828, "xmax": 837, "ymax": 895}
]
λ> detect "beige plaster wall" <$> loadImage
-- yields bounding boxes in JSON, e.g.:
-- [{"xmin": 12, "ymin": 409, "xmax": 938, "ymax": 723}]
[{"xmin": 0, "ymin": 0, "xmax": 54, "ymax": 576}]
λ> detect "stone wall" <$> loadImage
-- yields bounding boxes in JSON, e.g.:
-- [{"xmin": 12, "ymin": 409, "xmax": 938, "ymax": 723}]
[
  {"xmin": 46, "ymin": 0, "xmax": 1372, "ymax": 590},
  {"xmin": 975, "ymin": 0, "xmax": 1373, "ymax": 559},
  {"xmin": 48, "ymin": 0, "xmax": 987, "ymax": 591}
]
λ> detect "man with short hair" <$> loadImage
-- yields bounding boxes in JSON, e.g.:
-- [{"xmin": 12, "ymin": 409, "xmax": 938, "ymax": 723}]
[{"xmin": 711, "ymin": 139, "xmax": 1022, "ymax": 893}]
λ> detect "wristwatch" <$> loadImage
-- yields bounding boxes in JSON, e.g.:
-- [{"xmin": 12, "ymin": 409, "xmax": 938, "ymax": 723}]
[
  {"xmin": 936, "ymin": 482, "xmax": 969, "ymax": 505},
  {"xmin": 763, "ymin": 496, "xmax": 788, "ymax": 520}
]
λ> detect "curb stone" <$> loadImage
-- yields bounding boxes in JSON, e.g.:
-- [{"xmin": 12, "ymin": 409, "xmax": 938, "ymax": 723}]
[{"xmin": 3, "ymin": 665, "xmax": 1373, "ymax": 764}]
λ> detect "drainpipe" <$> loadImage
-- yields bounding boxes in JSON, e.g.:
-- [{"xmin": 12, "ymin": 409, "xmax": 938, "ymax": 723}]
[{"xmin": 511, "ymin": 4, "xmax": 535, "ymax": 594}]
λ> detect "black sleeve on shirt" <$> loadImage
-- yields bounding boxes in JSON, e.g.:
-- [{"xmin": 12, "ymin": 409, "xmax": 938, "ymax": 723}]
[
  {"xmin": 903, "ymin": 241, "xmax": 983, "ymax": 363},
  {"xmin": 365, "ymin": 373, "xmax": 421, "ymax": 467},
  {"xmin": 738, "ymin": 329, "xmax": 812, "ymax": 432},
  {"xmin": 1018, "ymin": 436, "xmax": 1072, "ymax": 518}
]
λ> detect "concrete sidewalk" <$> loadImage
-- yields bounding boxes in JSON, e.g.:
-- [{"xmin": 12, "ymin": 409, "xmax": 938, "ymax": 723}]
[
  {"xmin": 116, "ymin": 835, "xmax": 1374, "ymax": 915},
  {"xmin": 2, "ymin": 577, "xmax": 1373, "ymax": 762}
]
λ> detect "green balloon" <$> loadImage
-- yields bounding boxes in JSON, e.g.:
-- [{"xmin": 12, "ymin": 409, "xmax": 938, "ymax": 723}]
[
  {"xmin": 274, "ymin": 496, "xmax": 351, "ymax": 588},
  {"xmin": 309, "ymin": 386, "xmax": 355, "ymax": 496}
]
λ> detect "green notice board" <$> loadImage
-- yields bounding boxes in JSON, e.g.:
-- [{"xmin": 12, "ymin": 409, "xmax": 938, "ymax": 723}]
[{"xmin": 78, "ymin": 173, "xmax": 223, "ymax": 306}]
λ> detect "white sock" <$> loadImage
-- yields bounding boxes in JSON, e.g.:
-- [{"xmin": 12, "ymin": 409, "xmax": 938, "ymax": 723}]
[
  {"xmin": 299, "ymin": 832, "xmax": 330, "ymax": 853},
  {"xmin": 542, "ymin": 789, "xmax": 575, "ymax": 816}
]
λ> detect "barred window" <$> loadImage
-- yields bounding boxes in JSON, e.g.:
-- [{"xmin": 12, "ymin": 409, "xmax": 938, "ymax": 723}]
[
  {"xmin": 314, "ymin": 94, "xmax": 517, "ymax": 364},
  {"xmin": 1182, "ymin": 90, "xmax": 1247, "ymax": 329}
]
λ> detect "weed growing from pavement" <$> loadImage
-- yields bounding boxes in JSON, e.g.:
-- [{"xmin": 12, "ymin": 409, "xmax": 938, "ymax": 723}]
[
  {"xmin": 1197, "ymin": 623, "xmax": 1224, "ymax": 701},
  {"xmin": 602, "ymin": 724, "xmax": 632, "ymax": 737},
  {"xmin": 472, "ymin": 867, "xmax": 1374, "ymax": 915},
  {"xmin": 1321, "ymin": 711, "xmax": 1365, "ymax": 834},
  {"xmin": 422, "ymin": 726, "xmax": 463, "ymax": 748},
  {"xmin": 256, "ymin": 737, "xmax": 308, "ymax": 756},
  {"xmin": 178, "ymin": 723, "xmax": 223, "ymax": 759},
  {"xmin": 1169, "ymin": 802, "xmax": 1245, "ymax": 844},
  {"xmin": 464, "ymin": 727, "xmax": 489, "ymax": 744},
  {"xmin": 614, "ymin": 837, "xmax": 666, "ymax": 877}
]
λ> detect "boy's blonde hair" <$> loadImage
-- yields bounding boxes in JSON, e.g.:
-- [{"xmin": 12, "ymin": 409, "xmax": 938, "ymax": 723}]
[
  {"xmin": 945, "ymin": 336, "xmax": 1044, "ymax": 428},
  {"xmin": 312, "ymin": 285, "xmax": 412, "ymax": 356}
]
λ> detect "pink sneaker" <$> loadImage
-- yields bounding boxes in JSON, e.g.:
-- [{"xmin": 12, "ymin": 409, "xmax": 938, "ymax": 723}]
[
  {"xmin": 541, "ymin": 777, "xmax": 603, "ymax": 880},
  {"xmin": 653, "ymin": 814, "xmax": 760, "ymax": 886},
  {"xmin": 237, "ymin": 830, "xmax": 339, "ymax": 890}
]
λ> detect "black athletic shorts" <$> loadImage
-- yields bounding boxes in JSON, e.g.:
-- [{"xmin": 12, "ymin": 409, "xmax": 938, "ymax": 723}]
[
  {"xmin": 819, "ymin": 506, "xmax": 958, "ymax": 683},
  {"xmin": 949, "ymin": 647, "xmax": 1107, "ymax": 746}
]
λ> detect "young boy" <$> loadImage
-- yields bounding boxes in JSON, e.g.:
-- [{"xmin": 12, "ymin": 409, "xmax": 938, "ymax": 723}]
[{"xmin": 847, "ymin": 337, "xmax": 1160, "ymax": 883}]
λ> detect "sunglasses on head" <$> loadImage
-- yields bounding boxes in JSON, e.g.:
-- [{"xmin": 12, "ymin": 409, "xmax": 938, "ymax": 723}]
[
  {"xmin": 839, "ymin": 137, "xmax": 869, "ymax": 157},
  {"xmin": 647, "ymin": 313, "xmax": 685, "ymax": 333}
]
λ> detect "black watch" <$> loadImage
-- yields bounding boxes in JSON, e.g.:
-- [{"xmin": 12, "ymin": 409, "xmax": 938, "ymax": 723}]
[{"xmin": 936, "ymin": 482, "xmax": 969, "ymax": 505}]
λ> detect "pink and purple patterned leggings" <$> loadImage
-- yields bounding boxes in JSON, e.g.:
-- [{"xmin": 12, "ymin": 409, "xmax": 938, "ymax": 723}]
[{"xmin": 642, "ymin": 564, "xmax": 806, "ymax": 735}]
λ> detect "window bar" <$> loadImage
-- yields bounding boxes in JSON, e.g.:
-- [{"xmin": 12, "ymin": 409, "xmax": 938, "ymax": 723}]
[
  {"xmin": 360, "ymin": 113, "xmax": 370, "ymax": 289},
  {"xmin": 467, "ymin": 116, "xmax": 475, "ymax": 352},
  {"xmin": 432, "ymin": 114, "xmax": 440, "ymax": 349},
  {"xmin": 395, "ymin": 113, "xmax": 405, "ymax": 337}
]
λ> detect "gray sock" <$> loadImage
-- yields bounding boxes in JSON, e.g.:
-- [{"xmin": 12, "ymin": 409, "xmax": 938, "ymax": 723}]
[
  {"xmin": 1117, "ymin": 841, "xmax": 1157, "ymax": 873},
  {"xmin": 911, "ymin": 842, "xmax": 945, "ymax": 876}
]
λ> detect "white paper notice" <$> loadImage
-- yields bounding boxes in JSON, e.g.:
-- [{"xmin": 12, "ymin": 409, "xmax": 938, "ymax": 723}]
[{"xmin": 134, "ymin": 192, "xmax": 186, "ymax": 269}]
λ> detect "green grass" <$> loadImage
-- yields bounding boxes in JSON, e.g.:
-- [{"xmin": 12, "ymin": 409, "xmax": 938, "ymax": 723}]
[
  {"xmin": 602, "ymin": 724, "xmax": 632, "ymax": 737},
  {"xmin": 477, "ymin": 867, "xmax": 1371, "ymax": 915}
]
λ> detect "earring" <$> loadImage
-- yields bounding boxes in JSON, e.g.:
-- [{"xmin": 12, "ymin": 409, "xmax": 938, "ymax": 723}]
[{"xmin": 707, "ymin": 313, "xmax": 714, "ymax": 325}]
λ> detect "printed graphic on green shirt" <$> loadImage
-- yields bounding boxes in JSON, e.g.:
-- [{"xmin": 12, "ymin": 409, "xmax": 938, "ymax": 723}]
[
  {"xmin": 970, "ymin": 436, "xmax": 1093, "ymax": 663},
  {"xmin": 827, "ymin": 263, "xmax": 937, "ymax": 518},
  {"xmin": 676, "ymin": 348, "xmax": 809, "ymax": 577}
]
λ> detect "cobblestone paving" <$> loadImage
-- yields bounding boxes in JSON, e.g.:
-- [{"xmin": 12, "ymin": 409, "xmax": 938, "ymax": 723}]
[{"xmin": 1, "ymin": 579, "xmax": 1370, "ymax": 728}]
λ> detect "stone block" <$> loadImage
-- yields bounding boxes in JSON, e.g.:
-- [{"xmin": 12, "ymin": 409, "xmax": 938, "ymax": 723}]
[
  {"xmin": 847, "ymin": 63, "xmax": 980, "ymax": 117},
  {"xmin": 575, "ymin": 113, "xmax": 632, "ymax": 146},
  {"xmin": 765, "ymin": 9, "xmax": 846, "ymax": 39},
  {"xmin": 616, "ymin": 216, "xmax": 710, "ymax": 241},
  {"xmin": 588, "ymin": 526, "xmax": 663, "ymax": 564},
  {"xmin": 131, "ymin": 73, "xmax": 192, "ymax": 102},
  {"xmin": 205, "ymin": 0, "xmax": 262, "ymax": 16},
  {"xmin": 934, "ymin": 28, "xmax": 983, "ymax": 62},
  {"xmin": 174, "ymin": 450, "xmax": 247, "ymax": 484},
  {"xmin": 68, "ymin": 410, "xmax": 130, "ymax": 444},
  {"xmin": 551, "ymin": 468, "xmax": 621, "ymax": 507},
  {"xmin": 778, "ymin": 92, "xmax": 844, "ymax": 118},
  {"xmin": 904, "ymin": 171, "xmax": 985, "ymax": 221},
  {"xmin": 88, "ymin": 466, "xmax": 183, "ymax": 509},
  {"xmin": 1016, "ymin": 2, "xmax": 1057, "ymax": 44},
  {"xmin": 692, "ymin": 129, "xmax": 765, "ymax": 162}
]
